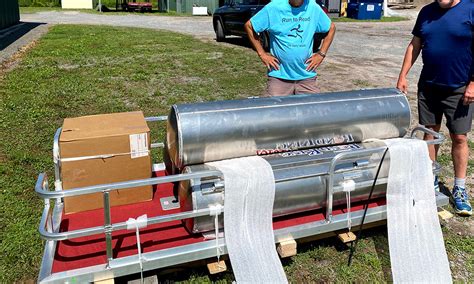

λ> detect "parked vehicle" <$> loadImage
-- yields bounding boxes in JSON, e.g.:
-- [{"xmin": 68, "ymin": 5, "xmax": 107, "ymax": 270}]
[
  {"xmin": 213, "ymin": 0, "xmax": 329, "ymax": 51},
  {"xmin": 122, "ymin": 0, "xmax": 152, "ymax": 12}
]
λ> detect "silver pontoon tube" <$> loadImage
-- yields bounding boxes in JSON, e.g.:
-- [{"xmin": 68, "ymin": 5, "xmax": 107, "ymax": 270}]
[
  {"xmin": 179, "ymin": 141, "xmax": 392, "ymax": 233},
  {"xmin": 167, "ymin": 88, "xmax": 411, "ymax": 168}
]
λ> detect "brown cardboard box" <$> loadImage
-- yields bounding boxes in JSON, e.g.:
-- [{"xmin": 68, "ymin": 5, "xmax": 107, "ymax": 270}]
[{"xmin": 60, "ymin": 111, "xmax": 153, "ymax": 214}]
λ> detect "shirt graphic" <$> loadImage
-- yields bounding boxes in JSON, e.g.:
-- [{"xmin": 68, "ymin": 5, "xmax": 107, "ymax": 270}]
[{"xmin": 288, "ymin": 24, "xmax": 304, "ymax": 41}]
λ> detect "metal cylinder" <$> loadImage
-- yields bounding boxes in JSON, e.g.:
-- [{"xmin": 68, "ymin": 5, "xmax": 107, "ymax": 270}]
[
  {"xmin": 179, "ymin": 141, "xmax": 390, "ymax": 233},
  {"xmin": 167, "ymin": 88, "xmax": 410, "ymax": 168}
]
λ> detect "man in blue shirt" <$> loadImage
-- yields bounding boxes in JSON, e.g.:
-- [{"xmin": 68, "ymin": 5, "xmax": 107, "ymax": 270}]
[
  {"xmin": 397, "ymin": 0, "xmax": 473, "ymax": 216},
  {"xmin": 244, "ymin": 0, "xmax": 336, "ymax": 96}
]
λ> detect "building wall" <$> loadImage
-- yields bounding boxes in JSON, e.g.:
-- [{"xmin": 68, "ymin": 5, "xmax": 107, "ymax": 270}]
[
  {"xmin": 182, "ymin": 0, "xmax": 219, "ymax": 14},
  {"xmin": 166, "ymin": 0, "xmax": 219, "ymax": 14},
  {"xmin": 62, "ymin": 0, "xmax": 97, "ymax": 9},
  {"xmin": 0, "ymin": 0, "xmax": 20, "ymax": 30}
]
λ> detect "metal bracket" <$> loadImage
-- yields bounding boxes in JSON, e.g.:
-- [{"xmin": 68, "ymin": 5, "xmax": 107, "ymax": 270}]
[
  {"xmin": 201, "ymin": 181, "xmax": 225, "ymax": 195},
  {"xmin": 160, "ymin": 196, "xmax": 180, "ymax": 211}
]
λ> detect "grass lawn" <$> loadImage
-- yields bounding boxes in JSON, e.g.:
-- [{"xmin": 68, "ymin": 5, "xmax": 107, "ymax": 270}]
[{"xmin": 0, "ymin": 25, "xmax": 472, "ymax": 282}]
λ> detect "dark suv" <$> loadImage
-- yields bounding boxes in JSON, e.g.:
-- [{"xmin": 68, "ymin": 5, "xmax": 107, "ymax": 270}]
[{"xmin": 213, "ymin": 0, "xmax": 329, "ymax": 51}]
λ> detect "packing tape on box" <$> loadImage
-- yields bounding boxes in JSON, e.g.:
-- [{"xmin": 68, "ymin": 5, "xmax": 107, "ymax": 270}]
[
  {"xmin": 207, "ymin": 156, "xmax": 288, "ymax": 283},
  {"xmin": 60, "ymin": 150, "xmax": 149, "ymax": 162},
  {"xmin": 384, "ymin": 138, "xmax": 452, "ymax": 283}
]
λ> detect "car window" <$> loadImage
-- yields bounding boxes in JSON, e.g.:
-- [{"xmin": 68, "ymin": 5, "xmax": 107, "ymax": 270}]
[
  {"xmin": 259, "ymin": 0, "xmax": 270, "ymax": 4},
  {"xmin": 235, "ymin": 0, "xmax": 259, "ymax": 5}
]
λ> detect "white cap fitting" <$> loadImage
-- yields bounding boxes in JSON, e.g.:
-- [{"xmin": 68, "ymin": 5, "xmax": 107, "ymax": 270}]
[
  {"xmin": 209, "ymin": 204, "xmax": 223, "ymax": 216},
  {"xmin": 342, "ymin": 179, "xmax": 356, "ymax": 192},
  {"xmin": 126, "ymin": 214, "xmax": 148, "ymax": 230}
]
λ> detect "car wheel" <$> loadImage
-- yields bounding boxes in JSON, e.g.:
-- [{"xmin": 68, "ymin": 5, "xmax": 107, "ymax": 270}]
[
  {"xmin": 215, "ymin": 20, "xmax": 226, "ymax": 42},
  {"xmin": 260, "ymin": 31, "xmax": 270, "ymax": 52}
]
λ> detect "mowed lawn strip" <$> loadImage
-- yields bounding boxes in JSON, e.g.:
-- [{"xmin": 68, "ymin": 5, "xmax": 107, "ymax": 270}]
[{"xmin": 0, "ymin": 25, "xmax": 472, "ymax": 283}]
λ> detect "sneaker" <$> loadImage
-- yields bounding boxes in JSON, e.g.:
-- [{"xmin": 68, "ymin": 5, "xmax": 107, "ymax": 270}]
[
  {"xmin": 434, "ymin": 175, "xmax": 440, "ymax": 192},
  {"xmin": 451, "ymin": 186, "xmax": 472, "ymax": 216}
]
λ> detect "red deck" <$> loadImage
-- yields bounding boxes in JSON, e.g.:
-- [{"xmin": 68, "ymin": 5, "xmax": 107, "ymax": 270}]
[{"xmin": 52, "ymin": 171, "xmax": 386, "ymax": 273}]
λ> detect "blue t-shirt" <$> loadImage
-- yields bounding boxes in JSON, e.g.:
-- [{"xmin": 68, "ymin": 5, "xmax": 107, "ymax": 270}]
[
  {"xmin": 250, "ymin": 0, "xmax": 331, "ymax": 80},
  {"xmin": 412, "ymin": 0, "xmax": 474, "ymax": 88}
]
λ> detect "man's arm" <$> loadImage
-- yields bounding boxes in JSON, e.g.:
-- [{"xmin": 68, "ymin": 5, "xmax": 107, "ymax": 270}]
[
  {"xmin": 244, "ymin": 20, "xmax": 280, "ymax": 71},
  {"xmin": 396, "ymin": 36, "xmax": 422, "ymax": 94},
  {"xmin": 305, "ymin": 22, "xmax": 336, "ymax": 72},
  {"xmin": 464, "ymin": 77, "xmax": 474, "ymax": 105}
]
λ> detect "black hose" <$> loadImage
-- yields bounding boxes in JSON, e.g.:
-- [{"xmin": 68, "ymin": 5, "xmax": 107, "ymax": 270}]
[{"xmin": 347, "ymin": 148, "xmax": 389, "ymax": 266}]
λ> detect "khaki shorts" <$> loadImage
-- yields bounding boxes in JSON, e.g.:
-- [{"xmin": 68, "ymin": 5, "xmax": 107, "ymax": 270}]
[{"xmin": 264, "ymin": 76, "xmax": 320, "ymax": 97}]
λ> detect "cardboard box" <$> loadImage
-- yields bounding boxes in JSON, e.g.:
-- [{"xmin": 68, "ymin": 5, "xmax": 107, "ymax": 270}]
[{"xmin": 60, "ymin": 111, "xmax": 153, "ymax": 214}]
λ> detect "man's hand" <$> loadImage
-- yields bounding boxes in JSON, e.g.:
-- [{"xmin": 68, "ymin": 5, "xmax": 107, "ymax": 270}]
[
  {"xmin": 396, "ymin": 75, "xmax": 408, "ymax": 94},
  {"xmin": 463, "ymin": 82, "xmax": 474, "ymax": 105},
  {"xmin": 259, "ymin": 52, "xmax": 280, "ymax": 71},
  {"xmin": 305, "ymin": 53, "xmax": 324, "ymax": 72}
]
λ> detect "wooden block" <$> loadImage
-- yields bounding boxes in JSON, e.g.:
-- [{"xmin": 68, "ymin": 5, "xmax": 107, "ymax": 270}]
[
  {"xmin": 277, "ymin": 239, "xmax": 297, "ymax": 258},
  {"xmin": 438, "ymin": 208, "xmax": 454, "ymax": 220},
  {"xmin": 207, "ymin": 260, "xmax": 227, "ymax": 274},
  {"xmin": 94, "ymin": 279, "xmax": 114, "ymax": 284},
  {"xmin": 338, "ymin": 232, "xmax": 357, "ymax": 243},
  {"xmin": 128, "ymin": 275, "xmax": 158, "ymax": 284}
]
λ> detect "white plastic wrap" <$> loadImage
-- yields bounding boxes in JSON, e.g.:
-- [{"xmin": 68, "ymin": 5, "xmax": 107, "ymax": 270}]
[
  {"xmin": 385, "ymin": 138, "xmax": 451, "ymax": 283},
  {"xmin": 207, "ymin": 156, "xmax": 288, "ymax": 283}
]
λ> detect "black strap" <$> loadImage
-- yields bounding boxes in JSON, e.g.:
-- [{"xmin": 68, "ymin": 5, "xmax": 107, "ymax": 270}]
[{"xmin": 348, "ymin": 148, "xmax": 389, "ymax": 266}]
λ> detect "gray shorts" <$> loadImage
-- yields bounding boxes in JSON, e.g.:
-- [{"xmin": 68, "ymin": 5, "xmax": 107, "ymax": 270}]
[
  {"xmin": 417, "ymin": 84, "xmax": 473, "ymax": 134},
  {"xmin": 264, "ymin": 76, "xmax": 320, "ymax": 97}
]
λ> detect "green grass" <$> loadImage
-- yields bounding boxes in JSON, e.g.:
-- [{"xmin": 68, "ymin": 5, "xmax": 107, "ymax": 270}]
[
  {"xmin": 0, "ymin": 24, "xmax": 266, "ymax": 282},
  {"xmin": 20, "ymin": 6, "xmax": 62, "ymax": 13},
  {"xmin": 352, "ymin": 79, "xmax": 372, "ymax": 88},
  {"xmin": 0, "ymin": 24, "xmax": 472, "ymax": 283}
]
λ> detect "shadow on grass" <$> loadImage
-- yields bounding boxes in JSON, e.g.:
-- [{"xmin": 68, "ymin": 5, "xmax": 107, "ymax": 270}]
[
  {"xmin": 219, "ymin": 36, "xmax": 254, "ymax": 50},
  {"xmin": 115, "ymin": 256, "xmax": 236, "ymax": 283},
  {"xmin": 439, "ymin": 182, "xmax": 453, "ymax": 198},
  {"xmin": 0, "ymin": 22, "xmax": 46, "ymax": 51},
  {"xmin": 281, "ymin": 225, "xmax": 392, "ymax": 282},
  {"xmin": 99, "ymin": 226, "xmax": 397, "ymax": 283},
  {"xmin": 216, "ymin": 33, "xmax": 326, "ymax": 53}
]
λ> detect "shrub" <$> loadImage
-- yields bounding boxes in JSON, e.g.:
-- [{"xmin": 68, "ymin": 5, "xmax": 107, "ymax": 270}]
[{"xmin": 19, "ymin": 0, "xmax": 61, "ymax": 7}]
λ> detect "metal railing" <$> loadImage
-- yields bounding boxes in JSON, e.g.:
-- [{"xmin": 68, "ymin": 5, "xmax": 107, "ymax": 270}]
[
  {"xmin": 325, "ymin": 126, "xmax": 445, "ymax": 222},
  {"xmin": 36, "ymin": 121, "xmax": 445, "ymax": 273}
]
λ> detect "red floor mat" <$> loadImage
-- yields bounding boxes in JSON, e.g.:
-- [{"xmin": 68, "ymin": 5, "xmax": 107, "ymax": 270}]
[{"xmin": 52, "ymin": 171, "xmax": 386, "ymax": 273}]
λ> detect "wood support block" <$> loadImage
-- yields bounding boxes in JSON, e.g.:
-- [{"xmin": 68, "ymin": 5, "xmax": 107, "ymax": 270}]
[
  {"xmin": 207, "ymin": 260, "xmax": 227, "ymax": 274},
  {"xmin": 438, "ymin": 208, "xmax": 454, "ymax": 220},
  {"xmin": 127, "ymin": 275, "xmax": 158, "ymax": 284},
  {"xmin": 338, "ymin": 232, "xmax": 357, "ymax": 243},
  {"xmin": 94, "ymin": 279, "xmax": 114, "ymax": 284},
  {"xmin": 277, "ymin": 239, "xmax": 297, "ymax": 258}
]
